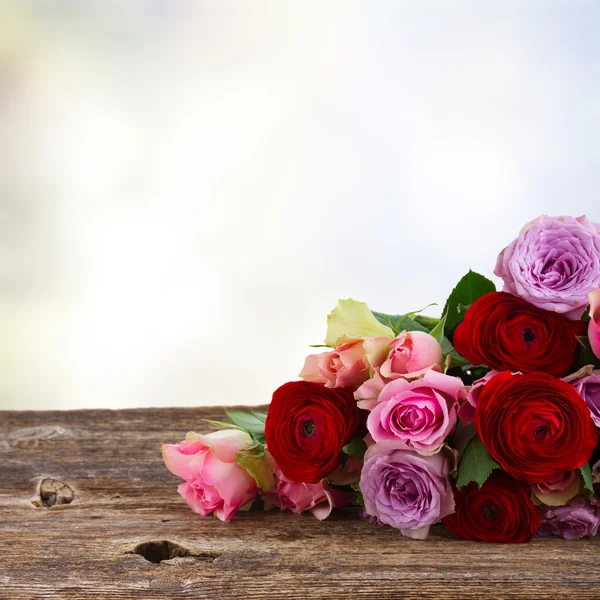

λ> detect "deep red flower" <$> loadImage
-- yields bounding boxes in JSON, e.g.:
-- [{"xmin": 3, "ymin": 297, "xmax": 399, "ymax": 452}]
[
  {"xmin": 265, "ymin": 381, "xmax": 363, "ymax": 483},
  {"xmin": 475, "ymin": 372, "xmax": 598, "ymax": 484},
  {"xmin": 453, "ymin": 291, "xmax": 578, "ymax": 377},
  {"xmin": 443, "ymin": 471, "xmax": 540, "ymax": 543}
]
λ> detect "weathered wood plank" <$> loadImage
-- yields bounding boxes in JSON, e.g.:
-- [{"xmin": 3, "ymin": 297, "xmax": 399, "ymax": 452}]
[{"xmin": 1, "ymin": 406, "xmax": 599, "ymax": 599}]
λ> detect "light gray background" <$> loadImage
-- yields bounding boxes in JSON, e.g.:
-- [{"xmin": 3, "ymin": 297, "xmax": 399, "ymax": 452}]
[{"xmin": 1, "ymin": 1, "xmax": 598, "ymax": 409}]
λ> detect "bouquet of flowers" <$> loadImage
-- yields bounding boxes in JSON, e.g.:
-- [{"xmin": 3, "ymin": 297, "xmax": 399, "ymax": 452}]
[{"xmin": 163, "ymin": 215, "xmax": 600, "ymax": 543}]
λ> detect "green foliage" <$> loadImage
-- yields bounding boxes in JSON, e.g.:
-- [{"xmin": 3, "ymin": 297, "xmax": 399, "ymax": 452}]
[
  {"xmin": 442, "ymin": 270, "xmax": 496, "ymax": 332},
  {"xmin": 580, "ymin": 463, "xmax": 594, "ymax": 498},
  {"xmin": 455, "ymin": 435, "xmax": 500, "ymax": 489},
  {"xmin": 342, "ymin": 437, "xmax": 368, "ymax": 459},
  {"xmin": 226, "ymin": 410, "xmax": 267, "ymax": 444},
  {"xmin": 371, "ymin": 311, "xmax": 430, "ymax": 335}
]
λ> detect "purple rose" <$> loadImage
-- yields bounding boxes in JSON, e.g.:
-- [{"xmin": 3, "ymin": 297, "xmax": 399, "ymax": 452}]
[
  {"xmin": 360, "ymin": 442, "xmax": 455, "ymax": 539},
  {"xmin": 539, "ymin": 496, "xmax": 600, "ymax": 539},
  {"xmin": 566, "ymin": 371, "xmax": 600, "ymax": 427},
  {"xmin": 495, "ymin": 215, "xmax": 600, "ymax": 319}
]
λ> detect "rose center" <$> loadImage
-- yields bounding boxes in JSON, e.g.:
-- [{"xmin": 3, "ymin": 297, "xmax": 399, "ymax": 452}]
[
  {"xmin": 522, "ymin": 328, "xmax": 535, "ymax": 345},
  {"xmin": 302, "ymin": 420, "xmax": 316, "ymax": 437},
  {"xmin": 482, "ymin": 501, "xmax": 499, "ymax": 521}
]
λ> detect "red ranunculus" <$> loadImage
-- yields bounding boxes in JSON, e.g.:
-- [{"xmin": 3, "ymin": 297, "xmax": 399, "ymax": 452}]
[
  {"xmin": 453, "ymin": 291, "xmax": 578, "ymax": 377},
  {"xmin": 443, "ymin": 470, "xmax": 540, "ymax": 543},
  {"xmin": 475, "ymin": 372, "xmax": 598, "ymax": 484},
  {"xmin": 265, "ymin": 381, "xmax": 363, "ymax": 483}
]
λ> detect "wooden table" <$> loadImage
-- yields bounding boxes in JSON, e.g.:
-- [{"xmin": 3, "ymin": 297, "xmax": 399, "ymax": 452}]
[{"xmin": 2, "ymin": 406, "xmax": 600, "ymax": 599}]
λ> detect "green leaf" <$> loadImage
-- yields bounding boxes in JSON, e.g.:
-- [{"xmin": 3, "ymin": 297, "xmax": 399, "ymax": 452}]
[
  {"xmin": 201, "ymin": 419, "xmax": 246, "ymax": 432},
  {"xmin": 582, "ymin": 305, "xmax": 591, "ymax": 323},
  {"xmin": 406, "ymin": 303, "xmax": 438, "ymax": 319},
  {"xmin": 413, "ymin": 315, "xmax": 440, "ymax": 330},
  {"xmin": 442, "ymin": 270, "xmax": 496, "ymax": 332},
  {"xmin": 580, "ymin": 463, "xmax": 594, "ymax": 498},
  {"xmin": 249, "ymin": 410, "xmax": 268, "ymax": 423},
  {"xmin": 342, "ymin": 437, "xmax": 368, "ymax": 458},
  {"xmin": 309, "ymin": 344, "xmax": 330, "ymax": 348},
  {"xmin": 371, "ymin": 311, "xmax": 430, "ymax": 335},
  {"xmin": 236, "ymin": 451, "xmax": 275, "ymax": 492},
  {"xmin": 429, "ymin": 312, "xmax": 446, "ymax": 344},
  {"xmin": 455, "ymin": 435, "xmax": 500, "ymax": 489},
  {"xmin": 226, "ymin": 410, "xmax": 266, "ymax": 443}
]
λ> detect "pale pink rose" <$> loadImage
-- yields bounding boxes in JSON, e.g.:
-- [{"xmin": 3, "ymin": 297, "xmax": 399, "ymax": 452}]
[
  {"xmin": 589, "ymin": 289, "xmax": 600, "ymax": 360},
  {"xmin": 299, "ymin": 338, "xmax": 369, "ymax": 390},
  {"xmin": 162, "ymin": 429, "xmax": 259, "ymax": 522},
  {"xmin": 355, "ymin": 371, "xmax": 387, "ymax": 411},
  {"xmin": 367, "ymin": 370, "xmax": 466, "ymax": 454},
  {"xmin": 533, "ymin": 471, "xmax": 581, "ymax": 506},
  {"xmin": 379, "ymin": 331, "xmax": 442, "ymax": 381},
  {"xmin": 355, "ymin": 332, "xmax": 443, "ymax": 407},
  {"xmin": 263, "ymin": 467, "xmax": 353, "ymax": 520}
]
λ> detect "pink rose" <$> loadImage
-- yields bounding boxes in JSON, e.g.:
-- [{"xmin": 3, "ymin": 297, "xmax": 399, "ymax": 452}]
[
  {"xmin": 458, "ymin": 370, "xmax": 501, "ymax": 425},
  {"xmin": 533, "ymin": 471, "xmax": 581, "ymax": 506},
  {"xmin": 355, "ymin": 332, "xmax": 442, "ymax": 406},
  {"xmin": 263, "ymin": 466, "xmax": 353, "ymax": 520},
  {"xmin": 299, "ymin": 338, "xmax": 369, "ymax": 390},
  {"xmin": 162, "ymin": 429, "xmax": 260, "ymax": 522},
  {"xmin": 589, "ymin": 289, "xmax": 600, "ymax": 360},
  {"xmin": 379, "ymin": 331, "xmax": 443, "ymax": 380},
  {"xmin": 366, "ymin": 370, "xmax": 465, "ymax": 454}
]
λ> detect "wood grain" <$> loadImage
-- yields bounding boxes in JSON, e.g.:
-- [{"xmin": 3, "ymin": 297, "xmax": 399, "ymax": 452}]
[{"xmin": 1, "ymin": 406, "xmax": 599, "ymax": 599}]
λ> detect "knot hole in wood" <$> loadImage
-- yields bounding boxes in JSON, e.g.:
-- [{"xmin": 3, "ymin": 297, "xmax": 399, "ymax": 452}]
[
  {"xmin": 132, "ymin": 541, "xmax": 221, "ymax": 564},
  {"xmin": 33, "ymin": 478, "xmax": 75, "ymax": 508}
]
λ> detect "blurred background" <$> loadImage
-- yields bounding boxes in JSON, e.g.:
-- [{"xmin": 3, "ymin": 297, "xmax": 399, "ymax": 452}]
[{"xmin": 1, "ymin": 0, "xmax": 599, "ymax": 410}]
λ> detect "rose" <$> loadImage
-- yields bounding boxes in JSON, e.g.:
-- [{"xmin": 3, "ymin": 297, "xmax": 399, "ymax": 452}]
[
  {"xmin": 360, "ymin": 442, "xmax": 455, "ymax": 539},
  {"xmin": 457, "ymin": 370, "xmax": 502, "ymax": 425},
  {"xmin": 378, "ymin": 331, "xmax": 443, "ymax": 380},
  {"xmin": 443, "ymin": 471, "xmax": 540, "ymax": 543},
  {"xmin": 539, "ymin": 496, "xmax": 600, "ymax": 539},
  {"xmin": 299, "ymin": 338, "xmax": 369, "ymax": 390},
  {"xmin": 532, "ymin": 471, "xmax": 581, "ymax": 506},
  {"xmin": 264, "ymin": 381, "xmax": 363, "ymax": 483},
  {"xmin": 262, "ymin": 465, "xmax": 353, "ymax": 520},
  {"xmin": 366, "ymin": 370, "xmax": 465, "ymax": 454},
  {"xmin": 589, "ymin": 289, "xmax": 600, "ymax": 359},
  {"xmin": 475, "ymin": 372, "xmax": 598, "ymax": 484},
  {"xmin": 162, "ymin": 429, "xmax": 261, "ymax": 522},
  {"xmin": 325, "ymin": 299, "xmax": 394, "ymax": 347},
  {"xmin": 453, "ymin": 291, "xmax": 578, "ymax": 377},
  {"xmin": 494, "ymin": 215, "xmax": 600, "ymax": 318},
  {"xmin": 355, "ymin": 332, "xmax": 443, "ymax": 405},
  {"xmin": 565, "ymin": 369, "xmax": 600, "ymax": 427}
]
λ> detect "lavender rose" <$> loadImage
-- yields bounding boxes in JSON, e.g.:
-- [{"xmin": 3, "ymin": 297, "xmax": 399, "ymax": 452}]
[
  {"xmin": 539, "ymin": 496, "xmax": 600, "ymax": 540},
  {"xmin": 566, "ymin": 370, "xmax": 600, "ymax": 427},
  {"xmin": 495, "ymin": 215, "xmax": 600, "ymax": 318},
  {"xmin": 360, "ymin": 442, "xmax": 455, "ymax": 539}
]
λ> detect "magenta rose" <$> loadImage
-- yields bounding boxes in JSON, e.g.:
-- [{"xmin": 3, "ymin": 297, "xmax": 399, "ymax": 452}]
[
  {"xmin": 299, "ymin": 338, "xmax": 369, "ymax": 390},
  {"xmin": 262, "ymin": 465, "xmax": 353, "ymax": 520},
  {"xmin": 495, "ymin": 215, "xmax": 600, "ymax": 318},
  {"xmin": 589, "ymin": 289, "xmax": 600, "ymax": 360},
  {"xmin": 366, "ymin": 370, "xmax": 465, "ymax": 454},
  {"xmin": 458, "ymin": 370, "xmax": 502, "ymax": 425},
  {"xmin": 355, "ymin": 332, "xmax": 443, "ymax": 405},
  {"xmin": 360, "ymin": 442, "xmax": 455, "ymax": 539},
  {"xmin": 162, "ymin": 429, "xmax": 260, "ymax": 522}
]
